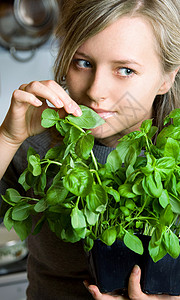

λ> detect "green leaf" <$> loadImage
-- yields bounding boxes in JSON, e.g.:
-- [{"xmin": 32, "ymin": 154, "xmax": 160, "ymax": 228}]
[
  {"xmin": 118, "ymin": 184, "xmax": 136, "ymax": 198},
  {"xmin": 84, "ymin": 237, "xmax": 94, "ymax": 252},
  {"xmin": 66, "ymin": 105, "xmax": 105, "ymax": 129},
  {"xmin": 3, "ymin": 208, "xmax": 13, "ymax": 231},
  {"xmin": 34, "ymin": 172, "xmax": 47, "ymax": 196},
  {"xmin": 28, "ymin": 154, "xmax": 41, "ymax": 176},
  {"xmin": 142, "ymin": 171, "xmax": 163, "ymax": 198},
  {"xmin": 71, "ymin": 206, "xmax": 86, "ymax": 229},
  {"xmin": 164, "ymin": 138, "xmax": 180, "ymax": 161},
  {"xmin": 75, "ymin": 134, "xmax": 94, "ymax": 160},
  {"xmin": 101, "ymin": 227, "xmax": 117, "ymax": 246},
  {"xmin": 84, "ymin": 206, "xmax": 99, "ymax": 225},
  {"xmin": 18, "ymin": 169, "xmax": 31, "ymax": 191},
  {"xmin": 163, "ymin": 231, "xmax": 180, "ymax": 259},
  {"xmin": 140, "ymin": 119, "xmax": 153, "ymax": 134},
  {"xmin": 166, "ymin": 108, "xmax": 180, "ymax": 126},
  {"xmin": 46, "ymin": 182, "xmax": 69, "ymax": 205},
  {"xmin": 27, "ymin": 147, "xmax": 38, "ymax": 160},
  {"xmin": 45, "ymin": 146, "xmax": 62, "ymax": 159},
  {"xmin": 124, "ymin": 232, "xmax": 143, "ymax": 255},
  {"xmin": 63, "ymin": 166, "xmax": 93, "ymax": 197},
  {"xmin": 159, "ymin": 204, "xmax": 174, "ymax": 226},
  {"xmin": 148, "ymin": 227, "xmax": 167, "ymax": 262},
  {"xmin": 106, "ymin": 149, "xmax": 122, "ymax": 172},
  {"xmin": 2, "ymin": 188, "xmax": 22, "ymax": 205},
  {"xmin": 105, "ymin": 186, "xmax": 120, "ymax": 202},
  {"xmin": 12, "ymin": 203, "xmax": 32, "ymax": 221},
  {"xmin": 34, "ymin": 199, "xmax": 48, "ymax": 213},
  {"xmin": 13, "ymin": 216, "xmax": 32, "ymax": 241},
  {"xmin": 169, "ymin": 194, "xmax": 180, "ymax": 214},
  {"xmin": 32, "ymin": 215, "xmax": 46, "ymax": 235},
  {"xmin": 155, "ymin": 157, "xmax": 175, "ymax": 180},
  {"xmin": 159, "ymin": 190, "xmax": 170, "ymax": 208},
  {"xmin": 124, "ymin": 146, "xmax": 137, "ymax": 168},
  {"xmin": 86, "ymin": 185, "xmax": 107, "ymax": 213},
  {"xmin": 156, "ymin": 125, "xmax": 180, "ymax": 149},
  {"xmin": 41, "ymin": 109, "xmax": 59, "ymax": 128},
  {"xmin": 125, "ymin": 199, "xmax": 136, "ymax": 210}
]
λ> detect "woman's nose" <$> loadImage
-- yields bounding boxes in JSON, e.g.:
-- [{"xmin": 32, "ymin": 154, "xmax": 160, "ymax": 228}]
[{"xmin": 86, "ymin": 68, "xmax": 110, "ymax": 103}]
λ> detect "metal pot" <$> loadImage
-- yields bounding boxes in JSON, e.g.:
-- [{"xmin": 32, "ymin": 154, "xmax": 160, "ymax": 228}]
[
  {"xmin": 0, "ymin": 0, "xmax": 59, "ymax": 62},
  {"xmin": 0, "ymin": 224, "xmax": 28, "ymax": 266}
]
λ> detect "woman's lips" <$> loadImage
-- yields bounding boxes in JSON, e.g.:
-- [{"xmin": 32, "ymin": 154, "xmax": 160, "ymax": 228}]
[{"xmin": 91, "ymin": 108, "xmax": 117, "ymax": 120}]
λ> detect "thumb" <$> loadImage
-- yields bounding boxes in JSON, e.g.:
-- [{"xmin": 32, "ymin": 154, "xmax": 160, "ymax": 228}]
[{"xmin": 128, "ymin": 265, "xmax": 147, "ymax": 300}]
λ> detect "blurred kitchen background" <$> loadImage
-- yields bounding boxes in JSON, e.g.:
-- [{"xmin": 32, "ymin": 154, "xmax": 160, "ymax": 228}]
[{"xmin": 0, "ymin": 0, "xmax": 60, "ymax": 299}]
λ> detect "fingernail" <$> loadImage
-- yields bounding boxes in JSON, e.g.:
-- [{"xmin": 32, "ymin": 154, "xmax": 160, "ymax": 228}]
[
  {"xmin": 35, "ymin": 99, "xmax": 42, "ymax": 106},
  {"xmin": 88, "ymin": 287, "xmax": 95, "ymax": 297},
  {"xmin": 56, "ymin": 99, "xmax": 64, "ymax": 108},
  {"xmin": 132, "ymin": 265, "xmax": 140, "ymax": 275},
  {"xmin": 75, "ymin": 107, "xmax": 82, "ymax": 116},
  {"xmin": 67, "ymin": 103, "xmax": 73, "ymax": 112}
]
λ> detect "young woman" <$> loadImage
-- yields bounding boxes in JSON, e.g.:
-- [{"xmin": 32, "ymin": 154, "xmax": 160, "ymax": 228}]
[{"xmin": 0, "ymin": 0, "xmax": 180, "ymax": 299}]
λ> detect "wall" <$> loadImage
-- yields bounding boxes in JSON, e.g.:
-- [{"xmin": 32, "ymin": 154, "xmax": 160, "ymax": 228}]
[{"xmin": 0, "ymin": 42, "xmax": 57, "ymax": 125}]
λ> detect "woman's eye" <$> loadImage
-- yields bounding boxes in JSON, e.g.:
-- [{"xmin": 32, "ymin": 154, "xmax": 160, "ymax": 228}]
[
  {"xmin": 74, "ymin": 59, "xmax": 92, "ymax": 69},
  {"xmin": 117, "ymin": 68, "xmax": 134, "ymax": 77}
]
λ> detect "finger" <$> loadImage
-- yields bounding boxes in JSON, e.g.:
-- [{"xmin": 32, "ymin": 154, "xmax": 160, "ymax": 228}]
[
  {"xmin": 19, "ymin": 82, "xmax": 63, "ymax": 109},
  {"xmin": 21, "ymin": 80, "xmax": 82, "ymax": 116},
  {"xmin": 128, "ymin": 265, "xmax": 147, "ymax": 300},
  {"xmin": 83, "ymin": 281, "xmax": 127, "ymax": 300},
  {"xmin": 12, "ymin": 88, "xmax": 43, "ymax": 108},
  {"xmin": 40, "ymin": 80, "xmax": 82, "ymax": 116}
]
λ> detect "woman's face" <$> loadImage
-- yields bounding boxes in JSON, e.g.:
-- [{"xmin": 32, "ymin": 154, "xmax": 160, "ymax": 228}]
[{"xmin": 66, "ymin": 16, "xmax": 167, "ymax": 147}]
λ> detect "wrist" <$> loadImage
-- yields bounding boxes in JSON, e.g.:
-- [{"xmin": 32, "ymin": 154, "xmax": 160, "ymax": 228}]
[{"xmin": 0, "ymin": 126, "xmax": 23, "ymax": 149}]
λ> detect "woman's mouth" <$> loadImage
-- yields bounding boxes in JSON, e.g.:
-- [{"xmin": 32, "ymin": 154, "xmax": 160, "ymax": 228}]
[{"xmin": 90, "ymin": 108, "xmax": 117, "ymax": 120}]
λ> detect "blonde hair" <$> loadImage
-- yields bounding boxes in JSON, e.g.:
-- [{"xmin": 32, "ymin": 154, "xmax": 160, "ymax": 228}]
[{"xmin": 54, "ymin": 0, "xmax": 180, "ymax": 130}]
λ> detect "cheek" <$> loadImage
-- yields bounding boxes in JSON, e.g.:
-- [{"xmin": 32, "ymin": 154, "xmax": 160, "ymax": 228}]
[{"xmin": 66, "ymin": 71, "xmax": 87, "ymax": 98}]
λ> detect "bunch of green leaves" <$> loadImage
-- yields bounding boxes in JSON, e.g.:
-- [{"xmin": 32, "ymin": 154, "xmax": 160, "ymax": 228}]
[{"xmin": 1, "ymin": 106, "xmax": 180, "ymax": 263}]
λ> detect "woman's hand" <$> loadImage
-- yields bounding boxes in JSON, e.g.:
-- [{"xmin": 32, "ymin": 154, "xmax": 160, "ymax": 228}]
[
  {"xmin": 84, "ymin": 265, "xmax": 180, "ymax": 300},
  {"xmin": 0, "ymin": 80, "xmax": 82, "ymax": 146}
]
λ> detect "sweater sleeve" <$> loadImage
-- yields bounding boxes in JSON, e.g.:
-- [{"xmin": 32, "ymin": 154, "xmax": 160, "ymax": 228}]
[{"xmin": 0, "ymin": 130, "xmax": 52, "ymax": 221}]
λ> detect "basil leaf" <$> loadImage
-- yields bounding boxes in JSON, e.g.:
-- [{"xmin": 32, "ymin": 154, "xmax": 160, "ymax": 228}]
[
  {"xmin": 159, "ymin": 190, "xmax": 170, "ymax": 208},
  {"xmin": 34, "ymin": 199, "xmax": 48, "ymax": 213},
  {"xmin": 101, "ymin": 227, "xmax": 117, "ymax": 246},
  {"xmin": 28, "ymin": 154, "xmax": 41, "ymax": 176},
  {"xmin": 124, "ymin": 231, "xmax": 143, "ymax": 255},
  {"xmin": 63, "ymin": 166, "xmax": 93, "ymax": 197},
  {"xmin": 66, "ymin": 105, "xmax": 105, "ymax": 129},
  {"xmin": 155, "ymin": 157, "xmax": 175, "ymax": 180},
  {"xmin": 71, "ymin": 207, "xmax": 86, "ymax": 229},
  {"xmin": 164, "ymin": 138, "xmax": 180, "ymax": 161},
  {"xmin": 148, "ymin": 228, "xmax": 167, "ymax": 262},
  {"xmin": 2, "ymin": 188, "xmax": 22, "ymax": 205},
  {"xmin": 12, "ymin": 203, "xmax": 32, "ymax": 221},
  {"xmin": 13, "ymin": 216, "xmax": 32, "ymax": 241},
  {"xmin": 3, "ymin": 208, "xmax": 13, "ymax": 231},
  {"xmin": 106, "ymin": 149, "xmax": 122, "ymax": 172},
  {"xmin": 75, "ymin": 134, "xmax": 94, "ymax": 160},
  {"xmin": 84, "ymin": 206, "xmax": 99, "ymax": 225},
  {"xmin": 84, "ymin": 237, "xmax": 94, "ymax": 252},
  {"xmin": 46, "ymin": 182, "xmax": 69, "ymax": 205},
  {"xmin": 159, "ymin": 204, "xmax": 174, "ymax": 226},
  {"xmin": 140, "ymin": 119, "xmax": 153, "ymax": 134},
  {"xmin": 163, "ymin": 231, "xmax": 180, "ymax": 258},
  {"xmin": 41, "ymin": 109, "xmax": 59, "ymax": 128},
  {"xmin": 86, "ymin": 185, "xmax": 107, "ymax": 213},
  {"xmin": 118, "ymin": 184, "xmax": 136, "ymax": 198}
]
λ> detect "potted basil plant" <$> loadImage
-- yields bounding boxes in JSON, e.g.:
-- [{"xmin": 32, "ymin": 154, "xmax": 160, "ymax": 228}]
[{"xmin": 1, "ymin": 106, "xmax": 180, "ymax": 295}]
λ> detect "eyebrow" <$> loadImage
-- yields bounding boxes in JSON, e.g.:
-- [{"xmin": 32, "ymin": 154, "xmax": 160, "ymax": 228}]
[{"xmin": 75, "ymin": 51, "xmax": 143, "ymax": 67}]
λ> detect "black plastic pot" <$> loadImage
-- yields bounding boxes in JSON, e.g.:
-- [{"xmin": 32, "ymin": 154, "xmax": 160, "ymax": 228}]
[{"xmin": 88, "ymin": 237, "xmax": 180, "ymax": 296}]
